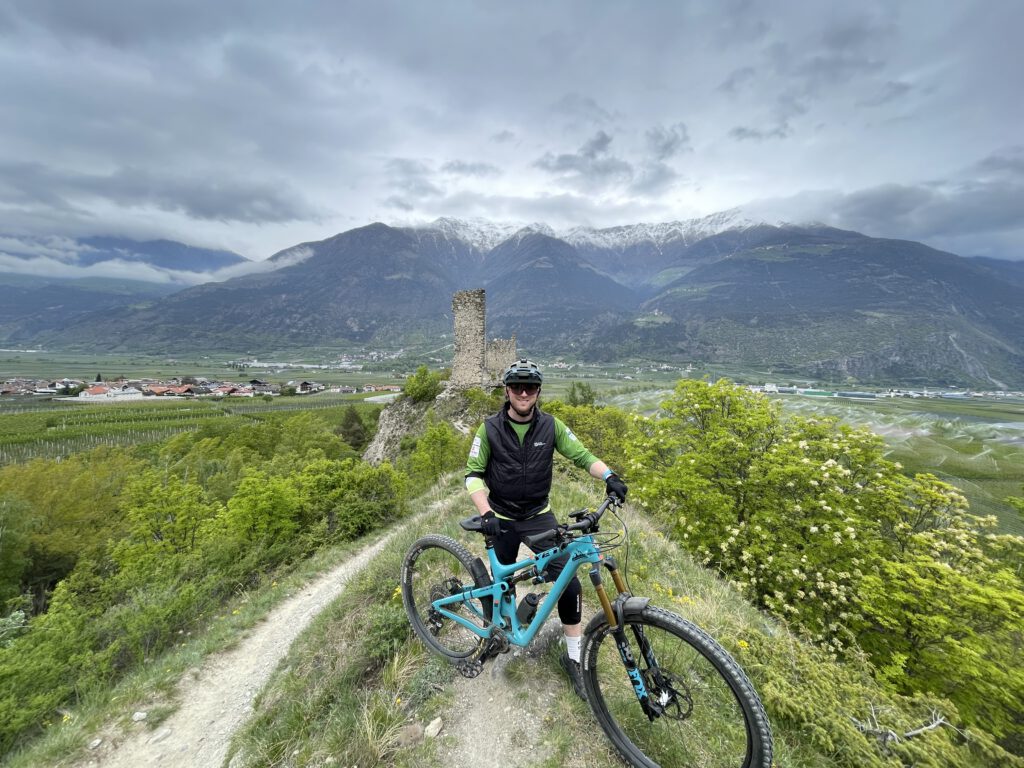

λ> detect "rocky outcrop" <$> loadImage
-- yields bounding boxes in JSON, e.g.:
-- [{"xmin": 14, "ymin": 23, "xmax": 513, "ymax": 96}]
[
  {"xmin": 362, "ymin": 384, "xmax": 486, "ymax": 465},
  {"xmin": 361, "ymin": 396, "xmax": 432, "ymax": 465}
]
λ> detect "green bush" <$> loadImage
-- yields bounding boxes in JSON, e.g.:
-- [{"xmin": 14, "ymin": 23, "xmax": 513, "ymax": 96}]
[
  {"xmin": 0, "ymin": 410, "xmax": 410, "ymax": 757},
  {"xmin": 403, "ymin": 366, "xmax": 447, "ymax": 402},
  {"xmin": 627, "ymin": 378, "xmax": 1024, "ymax": 748},
  {"xmin": 542, "ymin": 401, "xmax": 636, "ymax": 478},
  {"xmin": 402, "ymin": 419, "xmax": 468, "ymax": 493}
]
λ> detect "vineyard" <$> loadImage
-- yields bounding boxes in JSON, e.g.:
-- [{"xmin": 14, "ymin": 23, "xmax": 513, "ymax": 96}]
[{"xmin": 0, "ymin": 394, "xmax": 378, "ymax": 465}]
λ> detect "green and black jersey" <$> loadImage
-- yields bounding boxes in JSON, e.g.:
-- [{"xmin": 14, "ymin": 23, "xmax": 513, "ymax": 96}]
[{"xmin": 465, "ymin": 406, "xmax": 598, "ymax": 519}]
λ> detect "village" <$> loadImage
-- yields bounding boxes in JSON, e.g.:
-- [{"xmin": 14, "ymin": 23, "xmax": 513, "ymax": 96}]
[{"xmin": 0, "ymin": 375, "xmax": 403, "ymax": 401}]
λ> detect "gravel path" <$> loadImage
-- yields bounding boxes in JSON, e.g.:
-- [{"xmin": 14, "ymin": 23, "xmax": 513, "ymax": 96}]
[
  {"xmin": 75, "ymin": 531, "xmax": 398, "ymax": 768},
  {"xmin": 437, "ymin": 625, "xmax": 566, "ymax": 768}
]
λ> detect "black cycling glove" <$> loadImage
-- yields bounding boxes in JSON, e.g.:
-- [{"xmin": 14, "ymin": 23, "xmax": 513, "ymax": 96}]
[
  {"xmin": 605, "ymin": 473, "xmax": 628, "ymax": 503},
  {"xmin": 479, "ymin": 510, "xmax": 501, "ymax": 537}
]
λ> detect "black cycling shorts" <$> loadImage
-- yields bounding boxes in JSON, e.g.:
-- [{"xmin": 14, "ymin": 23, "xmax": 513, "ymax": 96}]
[{"xmin": 491, "ymin": 511, "xmax": 583, "ymax": 626}]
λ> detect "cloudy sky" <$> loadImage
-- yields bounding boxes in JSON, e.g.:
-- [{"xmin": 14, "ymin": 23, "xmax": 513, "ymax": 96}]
[{"xmin": 1, "ymin": 0, "xmax": 1022, "ymax": 266}]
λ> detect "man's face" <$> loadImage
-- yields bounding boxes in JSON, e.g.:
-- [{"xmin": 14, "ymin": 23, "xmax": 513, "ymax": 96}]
[{"xmin": 506, "ymin": 382, "xmax": 540, "ymax": 418}]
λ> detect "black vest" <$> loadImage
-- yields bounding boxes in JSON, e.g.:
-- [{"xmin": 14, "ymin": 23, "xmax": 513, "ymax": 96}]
[{"xmin": 483, "ymin": 406, "xmax": 556, "ymax": 520}]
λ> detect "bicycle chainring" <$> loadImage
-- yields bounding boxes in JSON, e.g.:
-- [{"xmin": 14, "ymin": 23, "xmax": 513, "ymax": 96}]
[{"xmin": 455, "ymin": 632, "xmax": 509, "ymax": 678}]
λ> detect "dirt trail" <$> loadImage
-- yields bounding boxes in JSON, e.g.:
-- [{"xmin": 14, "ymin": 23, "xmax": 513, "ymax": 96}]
[{"xmin": 76, "ymin": 532, "xmax": 398, "ymax": 768}]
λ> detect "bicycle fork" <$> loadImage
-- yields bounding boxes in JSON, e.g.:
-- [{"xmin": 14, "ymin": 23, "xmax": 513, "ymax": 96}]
[{"xmin": 590, "ymin": 558, "xmax": 669, "ymax": 722}]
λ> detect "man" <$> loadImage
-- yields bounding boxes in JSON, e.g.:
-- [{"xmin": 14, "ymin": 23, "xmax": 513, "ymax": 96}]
[{"xmin": 464, "ymin": 359, "xmax": 628, "ymax": 699}]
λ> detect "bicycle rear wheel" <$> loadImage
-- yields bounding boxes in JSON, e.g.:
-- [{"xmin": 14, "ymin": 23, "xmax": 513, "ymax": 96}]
[
  {"xmin": 401, "ymin": 534, "xmax": 490, "ymax": 661},
  {"xmin": 582, "ymin": 603, "xmax": 772, "ymax": 768}
]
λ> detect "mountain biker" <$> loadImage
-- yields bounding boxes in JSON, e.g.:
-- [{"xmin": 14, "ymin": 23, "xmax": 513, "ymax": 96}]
[{"xmin": 464, "ymin": 358, "xmax": 628, "ymax": 699}]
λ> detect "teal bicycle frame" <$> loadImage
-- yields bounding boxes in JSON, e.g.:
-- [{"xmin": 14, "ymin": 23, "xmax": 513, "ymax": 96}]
[
  {"xmin": 416, "ymin": 497, "xmax": 675, "ymax": 720},
  {"xmin": 432, "ymin": 531, "xmax": 603, "ymax": 647}
]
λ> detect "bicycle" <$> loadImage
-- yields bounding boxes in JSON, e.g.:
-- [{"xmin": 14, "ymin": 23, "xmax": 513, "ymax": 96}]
[{"xmin": 400, "ymin": 495, "xmax": 773, "ymax": 768}]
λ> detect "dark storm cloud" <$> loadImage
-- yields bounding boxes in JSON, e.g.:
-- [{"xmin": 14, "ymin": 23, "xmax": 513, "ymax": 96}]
[
  {"xmin": 824, "ymin": 147, "xmax": 1024, "ymax": 244},
  {"xmin": 833, "ymin": 179, "xmax": 1024, "ymax": 244},
  {"xmin": 857, "ymin": 80, "xmax": 914, "ymax": 108},
  {"xmin": 0, "ymin": 161, "xmax": 318, "ymax": 223},
  {"xmin": 0, "ymin": 1, "xmax": 1020, "ymax": 260},
  {"xmin": 384, "ymin": 158, "xmax": 445, "ymax": 210},
  {"xmin": 534, "ymin": 131, "xmax": 633, "ymax": 191},
  {"xmin": 975, "ymin": 146, "xmax": 1024, "ymax": 178},
  {"xmin": 729, "ymin": 124, "xmax": 791, "ymax": 142},
  {"xmin": 630, "ymin": 163, "xmax": 680, "ymax": 196},
  {"xmin": 725, "ymin": 9, "xmax": 891, "ymax": 144},
  {"xmin": 645, "ymin": 123, "xmax": 691, "ymax": 161},
  {"xmin": 765, "ymin": 14, "xmax": 891, "ymax": 90},
  {"xmin": 752, "ymin": 149, "xmax": 1024, "ymax": 257},
  {"xmin": 718, "ymin": 66, "xmax": 757, "ymax": 94},
  {"xmin": 549, "ymin": 94, "xmax": 617, "ymax": 128}
]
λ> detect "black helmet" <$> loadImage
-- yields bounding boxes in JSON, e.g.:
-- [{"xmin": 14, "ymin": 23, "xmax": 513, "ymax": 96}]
[{"xmin": 502, "ymin": 359, "xmax": 543, "ymax": 386}]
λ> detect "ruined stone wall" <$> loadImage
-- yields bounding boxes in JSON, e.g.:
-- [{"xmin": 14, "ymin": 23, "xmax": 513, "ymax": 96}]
[
  {"xmin": 450, "ymin": 289, "xmax": 487, "ymax": 387},
  {"xmin": 485, "ymin": 336, "xmax": 517, "ymax": 383},
  {"xmin": 450, "ymin": 288, "xmax": 517, "ymax": 387}
]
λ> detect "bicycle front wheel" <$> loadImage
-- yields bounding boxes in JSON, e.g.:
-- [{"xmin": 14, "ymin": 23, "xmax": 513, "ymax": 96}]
[
  {"xmin": 401, "ymin": 534, "xmax": 490, "ymax": 661},
  {"xmin": 582, "ymin": 603, "xmax": 772, "ymax": 768}
]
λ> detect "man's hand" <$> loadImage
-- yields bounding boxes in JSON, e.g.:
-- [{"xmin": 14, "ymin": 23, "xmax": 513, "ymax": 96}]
[
  {"xmin": 480, "ymin": 510, "xmax": 501, "ymax": 536},
  {"xmin": 605, "ymin": 473, "xmax": 628, "ymax": 503}
]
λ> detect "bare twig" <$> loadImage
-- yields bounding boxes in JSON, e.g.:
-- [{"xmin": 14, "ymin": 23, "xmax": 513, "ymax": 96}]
[{"xmin": 851, "ymin": 706, "xmax": 954, "ymax": 751}]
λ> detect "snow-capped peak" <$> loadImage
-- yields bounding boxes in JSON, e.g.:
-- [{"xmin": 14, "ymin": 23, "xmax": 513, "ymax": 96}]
[
  {"xmin": 404, "ymin": 209, "xmax": 768, "ymax": 253},
  {"xmin": 422, "ymin": 217, "xmax": 525, "ymax": 251},
  {"xmin": 560, "ymin": 209, "xmax": 760, "ymax": 251}
]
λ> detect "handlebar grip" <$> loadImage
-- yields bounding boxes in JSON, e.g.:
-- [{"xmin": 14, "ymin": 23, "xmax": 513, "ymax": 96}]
[{"xmin": 522, "ymin": 529, "xmax": 558, "ymax": 549}]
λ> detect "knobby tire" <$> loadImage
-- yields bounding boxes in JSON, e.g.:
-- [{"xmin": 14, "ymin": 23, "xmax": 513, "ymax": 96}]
[
  {"xmin": 582, "ymin": 605, "xmax": 772, "ymax": 768},
  {"xmin": 401, "ymin": 534, "xmax": 489, "ymax": 661}
]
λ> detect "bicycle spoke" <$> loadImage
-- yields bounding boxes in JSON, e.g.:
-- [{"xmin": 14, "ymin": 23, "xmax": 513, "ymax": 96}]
[
  {"xmin": 585, "ymin": 608, "xmax": 771, "ymax": 768},
  {"xmin": 402, "ymin": 536, "xmax": 489, "ymax": 660}
]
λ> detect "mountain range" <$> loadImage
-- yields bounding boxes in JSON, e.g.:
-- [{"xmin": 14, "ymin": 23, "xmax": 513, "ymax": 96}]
[{"xmin": 3, "ymin": 216, "xmax": 1023, "ymax": 387}]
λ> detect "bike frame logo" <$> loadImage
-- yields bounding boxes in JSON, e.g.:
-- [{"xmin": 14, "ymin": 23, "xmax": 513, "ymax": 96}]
[{"xmin": 617, "ymin": 646, "xmax": 649, "ymax": 698}]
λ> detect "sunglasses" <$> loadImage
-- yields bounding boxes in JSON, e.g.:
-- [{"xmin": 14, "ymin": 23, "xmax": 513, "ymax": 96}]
[{"xmin": 507, "ymin": 383, "xmax": 540, "ymax": 394}]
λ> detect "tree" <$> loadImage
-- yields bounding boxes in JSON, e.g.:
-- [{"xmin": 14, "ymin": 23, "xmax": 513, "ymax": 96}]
[
  {"xmin": 113, "ymin": 470, "xmax": 219, "ymax": 563},
  {"xmin": 542, "ymin": 400, "xmax": 635, "ymax": 477},
  {"xmin": 0, "ymin": 448, "xmax": 143, "ymax": 612},
  {"xmin": 856, "ymin": 475, "xmax": 1024, "ymax": 739},
  {"xmin": 337, "ymin": 405, "xmax": 370, "ymax": 451},
  {"xmin": 565, "ymin": 381, "xmax": 597, "ymax": 406},
  {"xmin": 0, "ymin": 496, "xmax": 33, "ymax": 607},
  {"xmin": 405, "ymin": 420, "xmax": 467, "ymax": 490},
  {"xmin": 223, "ymin": 472, "xmax": 302, "ymax": 544},
  {"xmin": 627, "ymin": 378, "xmax": 1024, "ymax": 745},
  {"xmin": 404, "ymin": 365, "xmax": 445, "ymax": 402}
]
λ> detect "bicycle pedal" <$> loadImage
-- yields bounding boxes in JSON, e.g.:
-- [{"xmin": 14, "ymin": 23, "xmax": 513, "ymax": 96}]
[{"xmin": 457, "ymin": 659, "xmax": 483, "ymax": 678}]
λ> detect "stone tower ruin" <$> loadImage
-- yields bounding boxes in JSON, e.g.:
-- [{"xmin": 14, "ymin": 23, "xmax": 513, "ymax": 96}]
[{"xmin": 450, "ymin": 289, "xmax": 516, "ymax": 387}]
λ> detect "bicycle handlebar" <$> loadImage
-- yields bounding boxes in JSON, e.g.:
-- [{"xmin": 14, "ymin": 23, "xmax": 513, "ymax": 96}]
[
  {"xmin": 564, "ymin": 495, "xmax": 617, "ymax": 533},
  {"xmin": 519, "ymin": 495, "xmax": 619, "ymax": 548},
  {"xmin": 460, "ymin": 495, "xmax": 620, "ymax": 545}
]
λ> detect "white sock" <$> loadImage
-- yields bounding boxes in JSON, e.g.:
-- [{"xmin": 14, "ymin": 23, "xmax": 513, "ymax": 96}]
[{"xmin": 564, "ymin": 634, "xmax": 582, "ymax": 663}]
